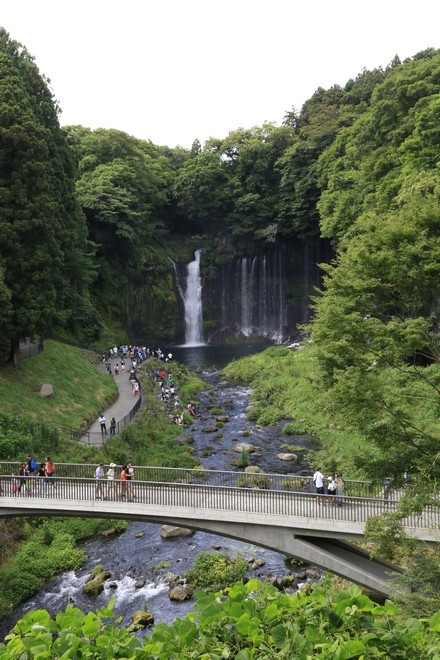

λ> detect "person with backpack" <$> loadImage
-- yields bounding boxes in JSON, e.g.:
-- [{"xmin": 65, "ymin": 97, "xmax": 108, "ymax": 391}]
[
  {"xmin": 327, "ymin": 476, "xmax": 337, "ymax": 505},
  {"xmin": 26, "ymin": 454, "xmax": 38, "ymax": 475}
]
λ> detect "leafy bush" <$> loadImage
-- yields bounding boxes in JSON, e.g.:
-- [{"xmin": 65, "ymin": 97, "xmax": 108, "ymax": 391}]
[
  {"xmin": 237, "ymin": 474, "xmax": 270, "ymax": 489},
  {"xmin": 185, "ymin": 551, "xmax": 248, "ymax": 591},
  {"xmin": 2, "ymin": 582, "xmax": 440, "ymax": 658}
]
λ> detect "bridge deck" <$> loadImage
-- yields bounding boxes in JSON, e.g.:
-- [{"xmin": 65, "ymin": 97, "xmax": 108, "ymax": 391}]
[{"xmin": 0, "ymin": 471, "xmax": 438, "ymax": 542}]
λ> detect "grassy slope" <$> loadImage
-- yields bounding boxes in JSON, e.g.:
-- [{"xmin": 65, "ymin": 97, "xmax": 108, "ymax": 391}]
[{"xmin": 0, "ymin": 340, "xmax": 116, "ymax": 429}]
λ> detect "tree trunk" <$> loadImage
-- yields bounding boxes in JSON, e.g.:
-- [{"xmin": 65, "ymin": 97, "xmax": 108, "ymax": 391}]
[{"xmin": 8, "ymin": 336, "xmax": 20, "ymax": 368}]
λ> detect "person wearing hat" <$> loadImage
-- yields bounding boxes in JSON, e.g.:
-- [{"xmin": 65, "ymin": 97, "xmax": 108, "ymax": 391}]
[
  {"xmin": 95, "ymin": 463, "xmax": 105, "ymax": 499},
  {"xmin": 327, "ymin": 475, "xmax": 337, "ymax": 505},
  {"xmin": 106, "ymin": 463, "xmax": 116, "ymax": 499}
]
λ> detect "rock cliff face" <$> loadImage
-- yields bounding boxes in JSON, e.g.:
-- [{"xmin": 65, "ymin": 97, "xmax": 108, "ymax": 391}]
[
  {"xmin": 124, "ymin": 238, "xmax": 331, "ymax": 345},
  {"xmin": 201, "ymin": 240, "xmax": 331, "ymax": 344}
]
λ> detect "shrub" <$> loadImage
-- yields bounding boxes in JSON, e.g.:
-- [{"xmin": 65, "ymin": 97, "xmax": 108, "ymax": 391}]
[
  {"xmin": 186, "ymin": 551, "xmax": 248, "ymax": 591},
  {"xmin": 238, "ymin": 474, "xmax": 270, "ymax": 489}
]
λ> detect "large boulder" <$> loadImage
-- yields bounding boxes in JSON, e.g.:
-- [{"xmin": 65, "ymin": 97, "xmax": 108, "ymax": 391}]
[
  {"xmin": 130, "ymin": 609, "xmax": 154, "ymax": 628},
  {"xmin": 161, "ymin": 525, "xmax": 195, "ymax": 539},
  {"xmin": 277, "ymin": 453, "xmax": 297, "ymax": 461},
  {"xmin": 233, "ymin": 442, "xmax": 256, "ymax": 454},
  {"xmin": 202, "ymin": 425, "xmax": 218, "ymax": 433},
  {"xmin": 82, "ymin": 579, "xmax": 104, "ymax": 596},
  {"xmin": 39, "ymin": 383, "xmax": 54, "ymax": 397},
  {"xmin": 169, "ymin": 585, "xmax": 191, "ymax": 601}
]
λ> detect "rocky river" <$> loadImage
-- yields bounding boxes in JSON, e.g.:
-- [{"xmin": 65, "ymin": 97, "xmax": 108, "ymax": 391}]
[{"xmin": 0, "ymin": 349, "xmax": 320, "ymax": 637}]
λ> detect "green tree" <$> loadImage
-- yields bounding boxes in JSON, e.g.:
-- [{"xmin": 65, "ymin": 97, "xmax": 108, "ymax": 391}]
[
  {"xmin": 69, "ymin": 127, "xmax": 173, "ymax": 321},
  {"xmin": 0, "ymin": 29, "xmax": 97, "ymax": 364}
]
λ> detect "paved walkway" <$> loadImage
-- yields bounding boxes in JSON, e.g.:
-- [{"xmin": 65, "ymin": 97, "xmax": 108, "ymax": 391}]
[{"xmin": 79, "ymin": 362, "xmax": 141, "ymax": 446}]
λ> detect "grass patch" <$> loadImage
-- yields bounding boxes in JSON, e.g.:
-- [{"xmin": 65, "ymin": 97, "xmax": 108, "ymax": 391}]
[{"xmin": 0, "ymin": 340, "xmax": 116, "ymax": 430}]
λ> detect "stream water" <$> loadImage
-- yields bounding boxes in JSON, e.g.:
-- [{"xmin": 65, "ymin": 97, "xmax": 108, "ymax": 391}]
[{"xmin": 0, "ymin": 346, "xmax": 320, "ymax": 637}]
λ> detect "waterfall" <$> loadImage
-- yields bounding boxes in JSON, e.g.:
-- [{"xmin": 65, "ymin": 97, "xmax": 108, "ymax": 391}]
[
  {"xmin": 217, "ymin": 249, "xmax": 288, "ymax": 343},
  {"xmin": 172, "ymin": 249, "xmax": 204, "ymax": 346}
]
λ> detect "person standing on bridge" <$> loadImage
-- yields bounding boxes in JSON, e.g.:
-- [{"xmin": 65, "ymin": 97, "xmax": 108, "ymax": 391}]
[
  {"xmin": 327, "ymin": 476, "xmax": 337, "ymax": 505},
  {"xmin": 335, "ymin": 474, "xmax": 344, "ymax": 506},
  {"xmin": 95, "ymin": 463, "xmax": 105, "ymax": 499},
  {"xmin": 312, "ymin": 467, "xmax": 325, "ymax": 504},
  {"xmin": 106, "ymin": 463, "xmax": 116, "ymax": 499}
]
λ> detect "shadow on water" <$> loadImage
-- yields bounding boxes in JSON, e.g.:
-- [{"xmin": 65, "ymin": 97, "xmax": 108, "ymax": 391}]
[{"xmin": 172, "ymin": 342, "xmax": 271, "ymax": 370}]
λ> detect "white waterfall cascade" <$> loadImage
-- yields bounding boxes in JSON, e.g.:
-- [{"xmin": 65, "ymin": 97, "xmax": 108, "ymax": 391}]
[{"xmin": 172, "ymin": 249, "xmax": 204, "ymax": 346}]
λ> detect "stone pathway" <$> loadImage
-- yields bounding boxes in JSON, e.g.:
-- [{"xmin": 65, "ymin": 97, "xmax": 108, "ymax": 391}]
[{"xmin": 79, "ymin": 362, "xmax": 141, "ymax": 446}]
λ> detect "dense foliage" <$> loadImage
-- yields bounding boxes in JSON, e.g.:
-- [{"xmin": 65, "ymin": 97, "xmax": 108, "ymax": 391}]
[
  {"xmin": 0, "ymin": 29, "xmax": 98, "ymax": 362},
  {"xmin": 2, "ymin": 580, "xmax": 440, "ymax": 658}
]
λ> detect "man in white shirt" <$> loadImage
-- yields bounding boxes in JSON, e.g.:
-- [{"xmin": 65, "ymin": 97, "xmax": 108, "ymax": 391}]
[
  {"xmin": 99, "ymin": 414, "xmax": 107, "ymax": 436},
  {"xmin": 313, "ymin": 468, "xmax": 325, "ymax": 504},
  {"xmin": 95, "ymin": 463, "xmax": 105, "ymax": 498}
]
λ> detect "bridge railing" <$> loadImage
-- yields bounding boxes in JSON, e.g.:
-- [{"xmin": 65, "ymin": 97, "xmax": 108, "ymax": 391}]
[
  {"xmin": 0, "ymin": 463, "xmax": 387, "ymax": 498},
  {"xmin": 0, "ymin": 474, "xmax": 437, "ymax": 531}
]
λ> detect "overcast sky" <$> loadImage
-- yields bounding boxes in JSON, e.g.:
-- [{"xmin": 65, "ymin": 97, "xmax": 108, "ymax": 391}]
[{"xmin": 2, "ymin": 0, "xmax": 439, "ymax": 149}]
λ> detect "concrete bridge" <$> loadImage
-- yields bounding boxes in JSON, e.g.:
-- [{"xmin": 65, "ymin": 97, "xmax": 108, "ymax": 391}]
[{"xmin": 1, "ymin": 463, "xmax": 438, "ymax": 596}]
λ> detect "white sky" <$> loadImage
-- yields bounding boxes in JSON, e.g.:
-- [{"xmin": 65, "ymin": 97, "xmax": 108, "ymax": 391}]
[{"xmin": 2, "ymin": 0, "xmax": 439, "ymax": 149}]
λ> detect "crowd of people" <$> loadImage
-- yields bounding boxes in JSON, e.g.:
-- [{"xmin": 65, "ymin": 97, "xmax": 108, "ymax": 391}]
[
  {"xmin": 152, "ymin": 366, "xmax": 195, "ymax": 427},
  {"xmin": 94, "ymin": 461, "xmax": 135, "ymax": 501},
  {"xmin": 6, "ymin": 454, "xmax": 57, "ymax": 496},
  {"xmin": 312, "ymin": 468, "xmax": 344, "ymax": 505}
]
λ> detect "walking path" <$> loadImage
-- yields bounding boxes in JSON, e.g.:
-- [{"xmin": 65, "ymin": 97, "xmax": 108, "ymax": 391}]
[{"xmin": 79, "ymin": 362, "xmax": 141, "ymax": 446}]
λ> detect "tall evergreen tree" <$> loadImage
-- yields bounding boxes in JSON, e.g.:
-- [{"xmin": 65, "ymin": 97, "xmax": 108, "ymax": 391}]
[{"xmin": 0, "ymin": 29, "xmax": 97, "ymax": 364}]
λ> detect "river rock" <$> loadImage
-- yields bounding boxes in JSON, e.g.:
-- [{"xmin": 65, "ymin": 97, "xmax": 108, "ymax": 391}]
[
  {"xmin": 251, "ymin": 558, "xmax": 266, "ymax": 569},
  {"xmin": 215, "ymin": 415, "xmax": 229, "ymax": 423},
  {"xmin": 175, "ymin": 435, "xmax": 194, "ymax": 445},
  {"xmin": 134, "ymin": 578, "xmax": 146, "ymax": 588},
  {"xmin": 161, "ymin": 525, "xmax": 195, "ymax": 539},
  {"xmin": 277, "ymin": 453, "xmax": 297, "ymax": 461},
  {"xmin": 202, "ymin": 425, "xmax": 218, "ymax": 433},
  {"xmin": 102, "ymin": 528, "xmax": 117, "ymax": 536},
  {"xmin": 169, "ymin": 585, "xmax": 191, "ymax": 601},
  {"xmin": 134, "ymin": 531, "xmax": 145, "ymax": 538},
  {"xmin": 233, "ymin": 442, "xmax": 256, "ymax": 453},
  {"xmin": 82, "ymin": 579, "xmax": 104, "ymax": 596},
  {"xmin": 131, "ymin": 609, "xmax": 154, "ymax": 628},
  {"xmin": 244, "ymin": 466, "xmax": 264, "ymax": 474},
  {"xmin": 39, "ymin": 383, "xmax": 54, "ymax": 397}
]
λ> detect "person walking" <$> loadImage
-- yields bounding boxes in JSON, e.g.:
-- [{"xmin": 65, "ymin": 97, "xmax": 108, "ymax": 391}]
[
  {"xmin": 95, "ymin": 463, "xmax": 105, "ymax": 499},
  {"xmin": 16, "ymin": 462, "xmax": 29, "ymax": 495},
  {"xmin": 99, "ymin": 414, "xmax": 107, "ymax": 437},
  {"xmin": 110, "ymin": 417, "xmax": 116, "ymax": 436},
  {"xmin": 312, "ymin": 467, "xmax": 325, "ymax": 504},
  {"xmin": 335, "ymin": 474, "xmax": 344, "ymax": 506},
  {"xmin": 45, "ymin": 456, "xmax": 56, "ymax": 488},
  {"xmin": 119, "ymin": 464, "xmax": 128, "ymax": 500},
  {"xmin": 327, "ymin": 476, "xmax": 337, "ymax": 505},
  {"xmin": 106, "ymin": 463, "xmax": 116, "ymax": 499},
  {"xmin": 37, "ymin": 462, "xmax": 47, "ymax": 494},
  {"xmin": 125, "ymin": 462, "xmax": 135, "ymax": 501}
]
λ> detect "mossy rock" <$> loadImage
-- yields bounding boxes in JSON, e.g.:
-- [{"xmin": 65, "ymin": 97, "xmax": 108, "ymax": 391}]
[
  {"xmin": 82, "ymin": 579, "xmax": 104, "ymax": 597},
  {"xmin": 130, "ymin": 609, "xmax": 155, "ymax": 629}
]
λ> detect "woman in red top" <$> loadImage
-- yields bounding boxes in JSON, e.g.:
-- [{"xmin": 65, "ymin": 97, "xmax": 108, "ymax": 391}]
[
  {"xmin": 45, "ymin": 456, "xmax": 56, "ymax": 488},
  {"xmin": 119, "ymin": 465, "xmax": 127, "ymax": 500}
]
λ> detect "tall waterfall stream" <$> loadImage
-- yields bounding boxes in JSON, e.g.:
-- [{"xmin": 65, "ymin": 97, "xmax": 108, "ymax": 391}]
[{"xmin": 0, "ymin": 366, "xmax": 319, "ymax": 637}]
